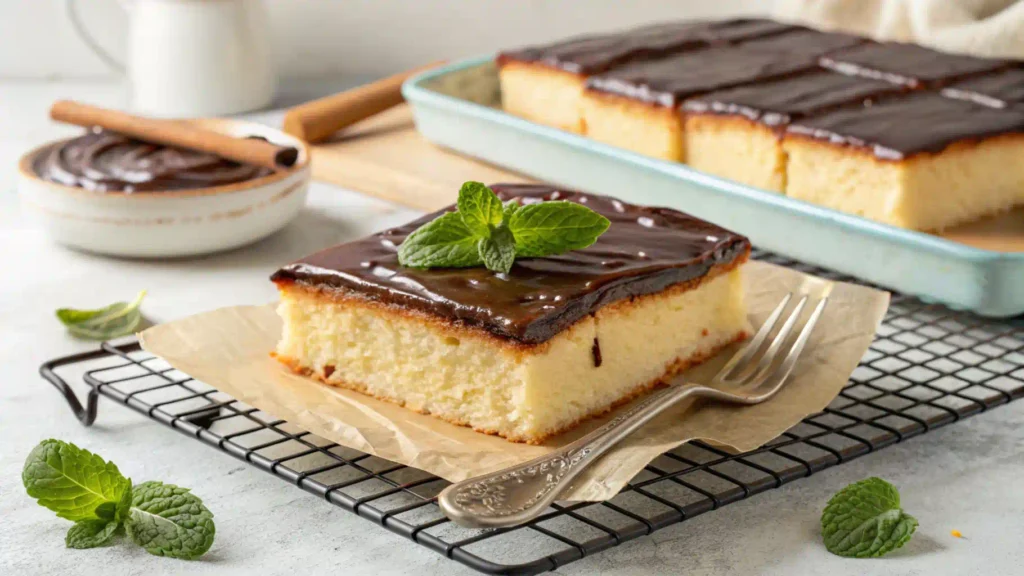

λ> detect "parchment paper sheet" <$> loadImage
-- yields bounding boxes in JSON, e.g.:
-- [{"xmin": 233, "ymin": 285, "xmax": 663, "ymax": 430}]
[{"xmin": 139, "ymin": 261, "xmax": 888, "ymax": 502}]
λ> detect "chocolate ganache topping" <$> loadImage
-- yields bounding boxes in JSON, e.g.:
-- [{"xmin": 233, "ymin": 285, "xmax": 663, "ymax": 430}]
[
  {"xmin": 786, "ymin": 91, "xmax": 1024, "ymax": 160},
  {"xmin": 497, "ymin": 18, "xmax": 796, "ymax": 75},
  {"xmin": 819, "ymin": 41, "xmax": 1010, "ymax": 88},
  {"xmin": 498, "ymin": 18, "xmax": 1024, "ymax": 160},
  {"xmin": 271, "ymin": 184, "xmax": 750, "ymax": 345},
  {"xmin": 585, "ymin": 29, "xmax": 865, "ymax": 107},
  {"xmin": 681, "ymin": 71, "xmax": 908, "ymax": 129},
  {"xmin": 941, "ymin": 68, "xmax": 1024, "ymax": 108},
  {"xmin": 33, "ymin": 129, "xmax": 272, "ymax": 192}
]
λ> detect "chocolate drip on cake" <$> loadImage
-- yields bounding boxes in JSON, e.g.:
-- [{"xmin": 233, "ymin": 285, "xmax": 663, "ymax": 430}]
[{"xmin": 272, "ymin": 184, "xmax": 750, "ymax": 345}]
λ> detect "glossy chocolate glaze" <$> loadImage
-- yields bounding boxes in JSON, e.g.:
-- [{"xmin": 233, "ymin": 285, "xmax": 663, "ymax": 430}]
[
  {"xmin": 33, "ymin": 129, "xmax": 272, "ymax": 192},
  {"xmin": 682, "ymin": 71, "xmax": 905, "ymax": 127},
  {"xmin": 272, "ymin": 184, "xmax": 750, "ymax": 345},
  {"xmin": 942, "ymin": 67, "xmax": 1024, "ymax": 108},
  {"xmin": 787, "ymin": 92, "xmax": 1024, "ymax": 160},
  {"xmin": 820, "ymin": 42, "xmax": 1010, "ymax": 88},
  {"xmin": 497, "ymin": 19, "xmax": 796, "ymax": 75},
  {"xmin": 586, "ymin": 30, "xmax": 864, "ymax": 107},
  {"xmin": 501, "ymin": 17, "xmax": 1024, "ymax": 159}
]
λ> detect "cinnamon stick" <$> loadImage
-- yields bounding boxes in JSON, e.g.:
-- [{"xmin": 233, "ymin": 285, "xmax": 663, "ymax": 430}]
[
  {"xmin": 50, "ymin": 100, "xmax": 299, "ymax": 170},
  {"xmin": 283, "ymin": 61, "xmax": 445, "ymax": 144}
]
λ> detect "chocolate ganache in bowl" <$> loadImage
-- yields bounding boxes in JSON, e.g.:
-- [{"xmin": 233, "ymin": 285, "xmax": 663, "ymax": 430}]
[
  {"xmin": 18, "ymin": 117, "xmax": 311, "ymax": 257},
  {"xmin": 33, "ymin": 129, "xmax": 273, "ymax": 193}
]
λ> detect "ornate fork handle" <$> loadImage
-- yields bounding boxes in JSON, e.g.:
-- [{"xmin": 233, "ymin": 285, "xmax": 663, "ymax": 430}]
[{"xmin": 438, "ymin": 382, "xmax": 710, "ymax": 528}]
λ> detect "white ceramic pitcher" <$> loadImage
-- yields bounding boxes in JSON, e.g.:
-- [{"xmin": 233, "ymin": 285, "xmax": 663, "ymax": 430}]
[{"xmin": 68, "ymin": 0, "xmax": 277, "ymax": 117}]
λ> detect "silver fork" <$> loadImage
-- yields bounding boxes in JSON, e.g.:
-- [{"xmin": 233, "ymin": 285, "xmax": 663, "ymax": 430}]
[{"xmin": 438, "ymin": 291, "xmax": 829, "ymax": 529}]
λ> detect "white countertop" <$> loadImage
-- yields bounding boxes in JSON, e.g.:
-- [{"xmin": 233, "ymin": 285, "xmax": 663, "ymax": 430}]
[{"xmin": 2, "ymin": 79, "xmax": 1023, "ymax": 576}]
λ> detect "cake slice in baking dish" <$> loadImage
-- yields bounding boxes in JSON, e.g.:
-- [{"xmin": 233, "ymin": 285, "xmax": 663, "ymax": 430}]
[
  {"xmin": 496, "ymin": 19, "xmax": 795, "ymax": 134},
  {"xmin": 680, "ymin": 71, "xmax": 904, "ymax": 191},
  {"xmin": 579, "ymin": 29, "xmax": 863, "ymax": 162},
  {"xmin": 784, "ymin": 92, "xmax": 1024, "ymax": 230},
  {"xmin": 270, "ymin": 184, "xmax": 751, "ymax": 444}
]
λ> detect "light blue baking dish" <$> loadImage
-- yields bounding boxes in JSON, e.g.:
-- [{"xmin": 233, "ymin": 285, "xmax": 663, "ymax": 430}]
[{"xmin": 402, "ymin": 56, "xmax": 1024, "ymax": 317}]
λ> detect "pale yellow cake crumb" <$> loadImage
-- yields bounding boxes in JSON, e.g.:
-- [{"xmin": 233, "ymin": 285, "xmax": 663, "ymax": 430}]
[
  {"xmin": 783, "ymin": 133, "xmax": 1024, "ymax": 231},
  {"xmin": 498, "ymin": 61, "xmax": 585, "ymax": 133}
]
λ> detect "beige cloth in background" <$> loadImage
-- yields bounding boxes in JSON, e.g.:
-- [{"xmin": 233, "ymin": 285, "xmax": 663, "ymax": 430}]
[{"xmin": 773, "ymin": 0, "xmax": 1024, "ymax": 58}]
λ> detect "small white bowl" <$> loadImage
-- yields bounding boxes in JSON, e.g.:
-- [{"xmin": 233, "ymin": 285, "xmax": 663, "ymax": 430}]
[{"xmin": 17, "ymin": 118, "xmax": 311, "ymax": 258}]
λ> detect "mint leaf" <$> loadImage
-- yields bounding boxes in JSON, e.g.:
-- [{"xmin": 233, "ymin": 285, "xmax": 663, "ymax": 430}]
[
  {"xmin": 23, "ymin": 439, "xmax": 132, "ymax": 522},
  {"xmin": 66, "ymin": 519, "xmax": 120, "ymax": 549},
  {"xmin": 478, "ymin": 226, "xmax": 516, "ymax": 274},
  {"xmin": 126, "ymin": 481, "xmax": 215, "ymax": 560},
  {"xmin": 115, "ymin": 482, "xmax": 133, "ymax": 524},
  {"xmin": 502, "ymin": 199, "xmax": 520, "ymax": 221},
  {"xmin": 398, "ymin": 212, "xmax": 483, "ymax": 269},
  {"xmin": 397, "ymin": 182, "xmax": 611, "ymax": 270},
  {"xmin": 821, "ymin": 477, "xmax": 918, "ymax": 558},
  {"xmin": 23, "ymin": 441, "xmax": 215, "ymax": 560},
  {"xmin": 509, "ymin": 201, "xmax": 610, "ymax": 258},
  {"xmin": 457, "ymin": 181, "xmax": 503, "ymax": 237},
  {"xmin": 57, "ymin": 290, "xmax": 146, "ymax": 340}
]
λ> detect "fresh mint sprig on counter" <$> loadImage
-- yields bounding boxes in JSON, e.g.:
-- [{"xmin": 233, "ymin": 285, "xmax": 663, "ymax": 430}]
[
  {"xmin": 821, "ymin": 477, "xmax": 918, "ymax": 558},
  {"xmin": 397, "ymin": 182, "xmax": 610, "ymax": 274},
  {"xmin": 56, "ymin": 290, "xmax": 147, "ymax": 340},
  {"xmin": 23, "ymin": 439, "xmax": 215, "ymax": 559}
]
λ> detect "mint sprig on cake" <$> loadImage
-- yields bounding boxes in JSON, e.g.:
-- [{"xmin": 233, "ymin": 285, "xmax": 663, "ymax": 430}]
[{"xmin": 398, "ymin": 181, "xmax": 610, "ymax": 273}]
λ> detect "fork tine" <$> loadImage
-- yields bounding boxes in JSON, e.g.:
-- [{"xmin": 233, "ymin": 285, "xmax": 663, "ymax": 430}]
[
  {"xmin": 745, "ymin": 295, "xmax": 809, "ymax": 385},
  {"xmin": 766, "ymin": 296, "xmax": 828, "ymax": 391},
  {"xmin": 718, "ymin": 292, "xmax": 792, "ymax": 382}
]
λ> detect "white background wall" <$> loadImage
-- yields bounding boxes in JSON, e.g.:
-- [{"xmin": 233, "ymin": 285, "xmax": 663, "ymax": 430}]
[{"xmin": 0, "ymin": 0, "xmax": 763, "ymax": 80}]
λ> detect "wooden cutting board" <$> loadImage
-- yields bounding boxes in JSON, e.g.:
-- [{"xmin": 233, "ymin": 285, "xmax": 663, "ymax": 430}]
[
  {"xmin": 310, "ymin": 104, "xmax": 533, "ymax": 212},
  {"xmin": 310, "ymin": 104, "xmax": 1024, "ymax": 253}
]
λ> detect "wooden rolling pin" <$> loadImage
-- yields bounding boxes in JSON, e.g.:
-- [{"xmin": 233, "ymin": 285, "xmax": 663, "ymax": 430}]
[
  {"xmin": 283, "ymin": 61, "xmax": 444, "ymax": 144},
  {"xmin": 50, "ymin": 100, "xmax": 298, "ymax": 170}
]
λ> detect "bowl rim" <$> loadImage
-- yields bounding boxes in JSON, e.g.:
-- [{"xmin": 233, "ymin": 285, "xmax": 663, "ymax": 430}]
[{"xmin": 17, "ymin": 117, "xmax": 311, "ymax": 199}]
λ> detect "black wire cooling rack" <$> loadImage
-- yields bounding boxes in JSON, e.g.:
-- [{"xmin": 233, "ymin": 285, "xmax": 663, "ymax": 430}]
[{"xmin": 40, "ymin": 251, "xmax": 1024, "ymax": 575}]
